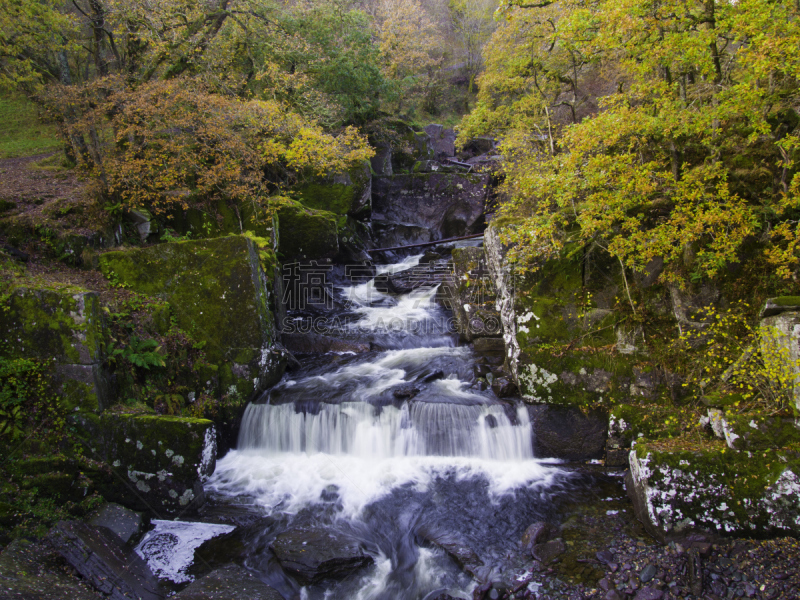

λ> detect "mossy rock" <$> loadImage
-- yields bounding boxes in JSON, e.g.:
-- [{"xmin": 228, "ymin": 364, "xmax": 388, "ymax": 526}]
[
  {"xmin": 628, "ymin": 441, "xmax": 800, "ymax": 540},
  {"xmin": 99, "ymin": 236, "xmax": 286, "ymax": 402},
  {"xmin": 443, "ymin": 247, "xmax": 501, "ymax": 342},
  {"xmin": 295, "ymin": 162, "xmax": 371, "ymax": 218},
  {"xmin": 0, "ymin": 286, "xmax": 111, "ymax": 411},
  {"xmin": 485, "ymin": 224, "xmax": 636, "ymax": 408},
  {"xmin": 607, "ymin": 404, "xmax": 690, "ymax": 453},
  {"xmin": 718, "ymin": 412, "xmax": 800, "ymax": 451},
  {"xmin": 0, "ymin": 286, "xmax": 105, "ymax": 364},
  {"xmin": 169, "ymin": 197, "xmax": 277, "ymax": 241},
  {"xmin": 276, "ymin": 201, "xmax": 339, "ymax": 261},
  {"xmin": 97, "ymin": 413, "xmax": 216, "ymax": 514}
]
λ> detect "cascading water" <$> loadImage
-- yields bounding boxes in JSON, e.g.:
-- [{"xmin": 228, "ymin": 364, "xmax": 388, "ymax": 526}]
[{"xmin": 200, "ymin": 249, "xmax": 574, "ymax": 599}]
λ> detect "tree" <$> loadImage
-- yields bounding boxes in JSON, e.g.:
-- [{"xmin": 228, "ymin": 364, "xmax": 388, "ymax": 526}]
[{"xmin": 468, "ymin": 0, "xmax": 800, "ymax": 285}]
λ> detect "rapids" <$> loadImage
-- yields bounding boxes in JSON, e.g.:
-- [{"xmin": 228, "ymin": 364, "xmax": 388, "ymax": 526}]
[{"xmin": 147, "ymin": 249, "xmax": 578, "ymax": 599}]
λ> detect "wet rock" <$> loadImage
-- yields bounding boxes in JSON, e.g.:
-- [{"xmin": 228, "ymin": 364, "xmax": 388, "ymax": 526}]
[
  {"xmin": 271, "ymin": 526, "xmax": 373, "ymax": 585},
  {"xmin": 393, "ymin": 385, "xmax": 420, "ymax": 399},
  {"xmin": 87, "ymin": 502, "xmax": 145, "ymax": 545},
  {"xmin": 490, "ymin": 376, "xmax": 517, "ymax": 398},
  {"xmin": 596, "ymin": 550, "xmax": 615, "ymax": 565},
  {"xmin": 48, "ymin": 520, "xmax": 163, "ymax": 600},
  {"xmin": 521, "ymin": 522, "xmax": 553, "ymax": 551},
  {"xmin": 282, "ymin": 332, "xmax": 370, "ymax": 354},
  {"xmin": 417, "ymin": 525, "xmax": 484, "ymax": 578},
  {"xmin": 474, "ymin": 364, "xmax": 491, "ymax": 378},
  {"xmin": 372, "ymin": 221, "xmax": 433, "ymax": 248},
  {"xmin": 372, "ymin": 173, "xmax": 488, "ymax": 241},
  {"xmin": 422, "ymin": 370, "xmax": 445, "ymax": 382},
  {"xmin": 760, "ymin": 296, "xmax": 800, "ymax": 318},
  {"xmin": 172, "ymin": 564, "xmax": 283, "ymax": 599},
  {"xmin": 528, "ymin": 405, "xmax": 608, "ymax": 460},
  {"xmin": 441, "ymin": 247, "xmax": 502, "ymax": 343},
  {"xmin": 605, "ymin": 590, "xmax": 624, "ymax": 600},
  {"xmin": 639, "ymin": 563, "xmax": 656, "ymax": 583},
  {"xmin": 532, "ymin": 538, "xmax": 566, "ymax": 564}
]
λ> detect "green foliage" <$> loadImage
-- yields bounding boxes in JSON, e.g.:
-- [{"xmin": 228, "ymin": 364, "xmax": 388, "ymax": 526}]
[
  {"xmin": 465, "ymin": 0, "xmax": 800, "ymax": 286},
  {"xmin": 0, "ymin": 357, "xmax": 51, "ymax": 440},
  {"xmin": 106, "ymin": 336, "xmax": 166, "ymax": 370},
  {"xmin": 680, "ymin": 304, "xmax": 800, "ymax": 413}
]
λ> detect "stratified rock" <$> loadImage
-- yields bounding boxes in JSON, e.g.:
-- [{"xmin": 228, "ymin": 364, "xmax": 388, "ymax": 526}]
[
  {"xmin": 760, "ymin": 296, "xmax": 800, "ymax": 318},
  {"xmin": 0, "ymin": 538, "xmax": 103, "ymax": 600},
  {"xmin": 97, "ymin": 414, "xmax": 216, "ymax": 514},
  {"xmin": 48, "ymin": 520, "xmax": 163, "ymax": 600},
  {"xmin": 172, "ymin": 565, "xmax": 283, "ymax": 600},
  {"xmin": 528, "ymin": 405, "xmax": 607, "ymax": 460},
  {"xmin": 270, "ymin": 526, "xmax": 373, "ymax": 585},
  {"xmin": 88, "ymin": 502, "xmax": 145, "ymax": 545},
  {"xmin": 99, "ymin": 235, "xmax": 287, "ymax": 403},
  {"xmin": 0, "ymin": 286, "xmax": 111, "ymax": 412},
  {"xmin": 627, "ymin": 443, "xmax": 800, "ymax": 541},
  {"xmin": 484, "ymin": 223, "xmax": 627, "ymax": 407},
  {"xmin": 416, "ymin": 525, "xmax": 484, "ymax": 578},
  {"xmin": 372, "ymin": 173, "xmax": 487, "ymax": 241},
  {"xmin": 441, "ymin": 247, "xmax": 502, "ymax": 343}
]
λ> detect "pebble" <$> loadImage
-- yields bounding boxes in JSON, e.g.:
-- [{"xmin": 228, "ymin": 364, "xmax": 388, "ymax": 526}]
[{"xmin": 639, "ymin": 563, "xmax": 656, "ymax": 583}]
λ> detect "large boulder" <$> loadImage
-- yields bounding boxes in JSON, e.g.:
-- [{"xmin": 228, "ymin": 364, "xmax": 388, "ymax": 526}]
[
  {"xmin": 94, "ymin": 414, "xmax": 217, "ymax": 514},
  {"xmin": 295, "ymin": 163, "xmax": 372, "ymax": 218},
  {"xmin": 48, "ymin": 520, "xmax": 164, "ymax": 600},
  {"xmin": 99, "ymin": 236, "xmax": 287, "ymax": 404},
  {"xmin": 270, "ymin": 526, "xmax": 373, "ymax": 585},
  {"xmin": 441, "ymin": 247, "xmax": 502, "ymax": 342},
  {"xmin": 0, "ymin": 285, "xmax": 112, "ymax": 412},
  {"xmin": 372, "ymin": 173, "xmax": 488, "ymax": 241},
  {"xmin": 423, "ymin": 124, "xmax": 457, "ymax": 160},
  {"xmin": 627, "ymin": 442, "xmax": 800, "ymax": 541},
  {"xmin": 276, "ymin": 201, "xmax": 340, "ymax": 261}
]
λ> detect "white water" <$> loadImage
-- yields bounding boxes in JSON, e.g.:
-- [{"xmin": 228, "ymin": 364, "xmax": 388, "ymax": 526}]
[{"xmin": 204, "ymin": 253, "xmax": 567, "ymax": 599}]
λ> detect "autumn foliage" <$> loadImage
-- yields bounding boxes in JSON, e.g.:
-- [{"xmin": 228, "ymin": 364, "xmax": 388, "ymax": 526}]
[{"xmin": 463, "ymin": 0, "xmax": 800, "ymax": 285}]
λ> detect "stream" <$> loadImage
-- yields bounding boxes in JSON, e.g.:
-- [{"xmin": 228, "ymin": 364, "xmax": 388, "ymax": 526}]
[{"xmin": 138, "ymin": 248, "xmax": 609, "ymax": 599}]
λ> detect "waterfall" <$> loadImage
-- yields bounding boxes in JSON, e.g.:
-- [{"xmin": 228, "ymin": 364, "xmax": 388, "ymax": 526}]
[{"xmin": 238, "ymin": 401, "xmax": 533, "ymax": 461}]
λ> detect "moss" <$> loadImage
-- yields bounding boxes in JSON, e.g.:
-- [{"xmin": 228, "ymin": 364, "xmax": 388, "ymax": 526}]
[
  {"xmin": 609, "ymin": 404, "xmax": 687, "ymax": 445},
  {"xmin": 772, "ymin": 296, "xmax": 800, "ymax": 306},
  {"xmin": 99, "ymin": 235, "xmax": 284, "ymax": 401},
  {"xmin": 100, "ymin": 413, "xmax": 214, "ymax": 482},
  {"xmin": 61, "ymin": 378, "xmax": 99, "ymax": 412},
  {"xmin": 633, "ymin": 440, "xmax": 800, "ymax": 534},
  {"xmin": 276, "ymin": 200, "xmax": 339, "ymax": 261},
  {"xmin": 294, "ymin": 164, "xmax": 371, "ymax": 218},
  {"xmin": 0, "ymin": 286, "xmax": 106, "ymax": 365},
  {"xmin": 722, "ymin": 413, "xmax": 800, "ymax": 451}
]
